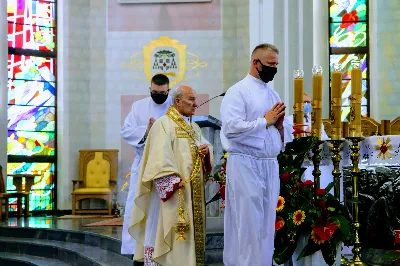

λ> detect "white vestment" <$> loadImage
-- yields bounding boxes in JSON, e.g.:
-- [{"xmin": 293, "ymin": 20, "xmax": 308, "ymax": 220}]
[
  {"xmin": 120, "ymin": 96, "xmax": 172, "ymax": 255},
  {"xmin": 220, "ymin": 74, "xmax": 283, "ymax": 266}
]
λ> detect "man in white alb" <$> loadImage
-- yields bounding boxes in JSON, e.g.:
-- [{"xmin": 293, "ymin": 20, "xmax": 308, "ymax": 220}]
[
  {"xmin": 220, "ymin": 43, "xmax": 286, "ymax": 266},
  {"xmin": 120, "ymin": 74, "xmax": 172, "ymax": 258}
]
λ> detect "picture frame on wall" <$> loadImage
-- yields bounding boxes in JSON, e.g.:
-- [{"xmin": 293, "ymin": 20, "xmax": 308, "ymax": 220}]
[{"xmin": 118, "ymin": 0, "xmax": 211, "ymax": 3}]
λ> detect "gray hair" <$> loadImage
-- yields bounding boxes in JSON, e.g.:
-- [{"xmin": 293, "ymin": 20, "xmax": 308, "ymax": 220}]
[{"xmin": 171, "ymin": 86, "xmax": 186, "ymax": 103}]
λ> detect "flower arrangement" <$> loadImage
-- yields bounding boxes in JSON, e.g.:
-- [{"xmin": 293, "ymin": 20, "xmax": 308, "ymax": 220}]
[
  {"xmin": 273, "ymin": 137, "xmax": 351, "ymax": 265},
  {"xmin": 206, "ymin": 151, "xmax": 228, "ymax": 208}
]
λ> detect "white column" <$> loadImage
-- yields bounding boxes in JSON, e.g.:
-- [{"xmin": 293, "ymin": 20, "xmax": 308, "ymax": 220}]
[
  {"xmin": 0, "ymin": 0, "xmax": 8, "ymax": 177},
  {"xmin": 368, "ymin": 0, "xmax": 379, "ymax": 120},
  {"xmin": 313, "ymin": 0, "xmax": 330, "ymax": 118}
]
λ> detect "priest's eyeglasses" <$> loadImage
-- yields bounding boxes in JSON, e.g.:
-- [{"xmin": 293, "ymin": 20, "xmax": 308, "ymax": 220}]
[{"xmin": 150, "ymin": 88, "xmax": 170, "ymax": 95}]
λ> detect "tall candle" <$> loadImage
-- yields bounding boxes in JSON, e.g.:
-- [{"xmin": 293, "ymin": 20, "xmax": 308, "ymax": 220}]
[
  {"xmin": 350, "ymin": 60, "xmax": 362, "ymax": 137},
  {"xmin": 311, "ymin": 66, "xmax": 323, "ymax": 139},
  {"xmin": 293, "ymin": 70, "xmax": 304, "ymax": 138},
  {"xmin": 330, "ymin": 63, "xmax": 343, "ymax": 140}
]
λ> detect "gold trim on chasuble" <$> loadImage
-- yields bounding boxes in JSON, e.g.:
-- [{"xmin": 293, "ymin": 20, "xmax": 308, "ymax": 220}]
[{"xmin": 166, "ymin": 106, "xmax": 205, "ymax": 265}]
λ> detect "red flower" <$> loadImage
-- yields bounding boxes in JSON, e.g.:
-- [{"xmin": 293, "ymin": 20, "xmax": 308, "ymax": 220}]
[
  {"xmin": 318, "ymin": 199, "xmax": 327, "ymax": 210},
  {"xmin": 275, "ymin": 216, "xmax": 285, "ymax": 231},
  {"xmin": 394, "ymin": 230, "xmax": 400, "ymax": 246},
  {"xmin": 304, "ymin": 180, "xmax": 314, "ymax": 187},
  {"xmin": 340, "ymin": 10, "xmax": 359, "ymax": 29},
  {"xmin": 312, "ymin": 218, "xmax": 340, "ymax": 241},
  {"xmin": 219, "ymin": 183, "xmax": 226, "ymax": 200},
  {"xmin": 280, "ymin": 173, "xmax": 293, "ymax": 184},
  {"xmin": 297, "ymin": 182, "xmax": 304, "ymax": 189},
  {"xmin": 316, "ymin": 189, "xmax": 326, "ymax": 196}
]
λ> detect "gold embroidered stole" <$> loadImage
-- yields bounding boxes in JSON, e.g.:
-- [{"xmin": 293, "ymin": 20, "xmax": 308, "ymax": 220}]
[{"xmin": 166, "ymin": 106, "xmax": 205, "ymax": 265}]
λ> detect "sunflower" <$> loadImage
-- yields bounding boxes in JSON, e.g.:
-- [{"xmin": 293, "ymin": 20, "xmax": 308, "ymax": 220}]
[
  {"xmin": 311, "ymin": 229, "xmax": 325, "ymax": 245},
  {"xmin": 292, "ymin": 210, "xmax": 306, "ymax": 225},
  {"xmin": 276, "ymin": 196, "xmax": 285, "ymax": 211},
  {"xmin": 224, "ymin": 152, "xmax": 228, "ymax": 159}
]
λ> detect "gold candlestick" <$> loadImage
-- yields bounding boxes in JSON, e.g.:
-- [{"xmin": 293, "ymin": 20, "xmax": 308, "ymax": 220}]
[
  {"xmin": 328, "ymin": 139, "xmax": 344, "ymax": 200},
  {"xmin": 346, "ymin": 136, "xmax": 366, "ymax": 266},
  {"xmin": 312, "ymin": 141, "xmax": 322, "ymax": 193},
  {"xmin": 311, "ymin": 66, "xmax": 323, "ymax": 139},
  {"xmin": 349, "ymin": 60, "xmax": 362, "ymax": 137},
  {"xmin": 293, "ymin": 70, "xmax": 304, "ymax": 138},
  {"xmin": 330, "ymin": 63, "xmax": 343, "ymax": 140}
]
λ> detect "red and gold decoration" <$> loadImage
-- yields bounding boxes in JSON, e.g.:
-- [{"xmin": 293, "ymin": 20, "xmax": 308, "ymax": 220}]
[{"xmin": 376, "ymin": 137, "xmax": 393, "ymax": 160}]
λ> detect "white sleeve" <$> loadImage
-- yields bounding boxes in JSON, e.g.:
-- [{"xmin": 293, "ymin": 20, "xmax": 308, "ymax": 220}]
[
  {"xmin": 220, "ymin": 89, "xmax": 268, "ymax": 150},
  {"xmin": 120, "ymin": 104, "xmax": 147, "ymax": 148}
]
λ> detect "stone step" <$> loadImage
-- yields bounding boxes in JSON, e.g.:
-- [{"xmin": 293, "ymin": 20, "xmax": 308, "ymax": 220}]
[
  {"xmin": 0, "ymin": 252, "xmax": 69, "ymax": 266},
  {"xmin": 205, "ymin": 249, "xmax": 223, "ymax": 264},
  {"xmin": 0, "ymin": 237, "xmax": 133, "ymax": 266}
]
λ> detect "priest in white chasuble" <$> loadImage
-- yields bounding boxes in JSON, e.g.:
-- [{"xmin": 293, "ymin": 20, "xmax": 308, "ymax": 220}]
[
  {"xmin": 220, "ymin": 43, "xmax": 286, "ymax": 266},
  {"xmin": 129, "ymin": 85, "xmax": 213, "ymax": 266}
]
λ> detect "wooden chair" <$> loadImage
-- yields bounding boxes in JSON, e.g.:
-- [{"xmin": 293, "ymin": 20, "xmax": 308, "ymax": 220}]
[
  {"xmin": 361, "ymin": 117, "xmax": 380, "ymax": 137},
  {"xmin": 0, "ymin": 165, "xmax": 29, "ymax": 220},
  {"xmin": 71, "ymin": 149, "xmax": 118, "ymax": 215},
  {"xmin": 390, "ymin": 116, "xmax": 400, "ymax": 135}
]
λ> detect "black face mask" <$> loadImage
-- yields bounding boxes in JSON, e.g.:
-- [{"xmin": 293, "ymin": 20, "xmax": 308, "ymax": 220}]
[
  {"xmin": 151, "ymin": 93, "xmax": 168, "ymax": 104},
  {"xmin": 256, "ymin": 59, "xmax": 277, "ymax": 83}
]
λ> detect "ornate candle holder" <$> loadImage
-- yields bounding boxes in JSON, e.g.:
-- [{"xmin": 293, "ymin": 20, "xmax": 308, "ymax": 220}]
[
  {"xmin": 345, "ymin": 136, "xmax": 366, "ymax": 266},
  {"xmin": 312, "ymin": 141, "xmax": 323, "ymax": 194},
  {"xmin": 328, "ymin": 139, "xmax": 345, "ymax": 200}
]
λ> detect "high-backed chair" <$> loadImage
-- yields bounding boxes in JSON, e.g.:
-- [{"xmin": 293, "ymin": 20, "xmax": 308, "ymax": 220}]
[
  {"xmin": 0, "ymin": 165, "xmax": 29, "ymax": 220},
  {"xmin": 361, "ymin": 117, "xmax": 380, "ymax": 137},
  {"xmin": 71, "ymin": 149, "xmax": 119, "ymax": 215},
  {"xmin": 391, "ymin": 116, "xmax": 400, "ymax": 135}
]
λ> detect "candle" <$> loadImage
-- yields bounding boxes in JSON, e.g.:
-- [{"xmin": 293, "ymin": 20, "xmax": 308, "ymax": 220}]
[
  {"xmin": 311, "ymin": 66, "xmax": 323, "ymax": 139},
  {"xmin": 350, "ymin": 60, "xmax": 362, "ymax": 137},
  {"xmin": 293, "ymin": 70, "xmax": 304, "ymax": 138},
  {"xmin": 330, "ymin": 63, "xmax": 343, "ymax": 140}
]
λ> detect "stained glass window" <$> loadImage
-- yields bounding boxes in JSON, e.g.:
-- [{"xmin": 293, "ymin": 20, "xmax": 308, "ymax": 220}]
[
  {"xmin": 7, "ymin": 0, "xmax": 56, "ymax": 212},
  {"xmin": 329, "ymin": 0, "xmax": 369, "ymax": 121}
]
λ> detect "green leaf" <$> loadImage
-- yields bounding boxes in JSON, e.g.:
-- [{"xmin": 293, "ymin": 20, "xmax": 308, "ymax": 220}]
[
  {"xmin": 273, "ymin": 242, "xmax": 298, "ymax": 265},
  {"xmin": 297, "ymin": 236, "xmax": 320, "ymax": 260},
  {"xmin": 324, "ymin": 182, "xmax": 335, "ymax": 194},
  {"xmin": 346, "ymin": 197, "xmax": 361, "ymax": 204},
  {"xmin": 336, "ymin": 215, "xmax": 351, "ymax": 238},
  {"xmin": 327, "ymin": 207, "xmax": 336, "ymax": 212},
  {"xmin": 320, "ymin": 240, "xmax": 338, "ymax": 265}
]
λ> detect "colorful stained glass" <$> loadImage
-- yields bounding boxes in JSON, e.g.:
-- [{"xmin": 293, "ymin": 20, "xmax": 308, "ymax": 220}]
[
  {"xmin": 7, "ymin": 105, "xmax": 55, "ymax": 131},
  {"xmin": 7, "ymin": 131, "xmax": 55, "ymax": 156},
  {"xmin": 7, "ymin": 0, "xmax": 56, "ymax": 28},
  {"xmin": 329, "ymin": 0, "xmax": 367, "ymax": 23},
  {"xmin": 329, "ymin": 54, "xmax": 367, "ymax": 79},
  {"xmin": 8, "ymin": 80, "xmax": 55, "ymax": 106},
  {"xmin": 7, "ymin": 0, "xmax": 57, "ymax": 213},
  {"xmin": 8, "ymin": 22, "xmax": 55, "ymax": 51},
  {"xmin": 8, "ymin": 55, "xmax": 55, "ymax": 81},
  {"xmin": 330, "ymin": 22, "xmax": 367, "ymax": 47},
  {"xmin": 6, "ymin": 162, "xmax": 55, "ymax": 211}
]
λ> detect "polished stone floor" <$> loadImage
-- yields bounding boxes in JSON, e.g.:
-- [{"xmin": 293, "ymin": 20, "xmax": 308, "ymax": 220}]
[{"xmin": 0, "ymin": 216, "xmax": 122, "ymax": 240}]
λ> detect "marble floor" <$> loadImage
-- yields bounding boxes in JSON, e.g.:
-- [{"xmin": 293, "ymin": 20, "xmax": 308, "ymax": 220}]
[{"xmin": 0, "ymin": 215, "xmax": 122, "ymax": 240}]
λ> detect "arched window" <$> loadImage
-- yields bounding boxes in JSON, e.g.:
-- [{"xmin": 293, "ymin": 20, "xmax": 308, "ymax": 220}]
[
  {"xmin": 329, "ymin": 0, "xmax": 369, "ymax": 121},
  {"xmin": 6, "ymin": 0, "xmax": 57, "ymax": 212}
]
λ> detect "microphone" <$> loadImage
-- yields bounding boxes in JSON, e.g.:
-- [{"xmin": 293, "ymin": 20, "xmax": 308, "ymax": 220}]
[{"xmin": 196, "ymin": 92, "xmax": 226, "ymax": 109}]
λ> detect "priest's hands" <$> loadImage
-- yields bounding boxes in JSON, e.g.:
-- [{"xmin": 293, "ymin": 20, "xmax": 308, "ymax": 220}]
[
  {"xmin": 264, "ymin": 102, "xmax": 286, "ymax": 127},
  {"xmin": 275, "ymin": 115, "xmax": 285, "ymax": 130},
  {"xmin": 198, "ymin": 144, "xmax": 209, "ymax": 155},
  {"xmin": 145, "ymin": 117, "xmax": 156, "ymax": 136}
]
